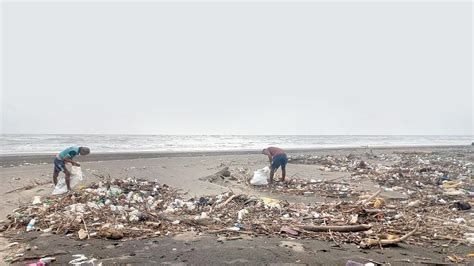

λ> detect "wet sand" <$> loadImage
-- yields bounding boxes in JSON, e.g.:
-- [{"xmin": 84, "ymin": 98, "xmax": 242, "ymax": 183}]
[{"xmin": 1, "ymin": 145, "xmax": 472, "ymax": 264}]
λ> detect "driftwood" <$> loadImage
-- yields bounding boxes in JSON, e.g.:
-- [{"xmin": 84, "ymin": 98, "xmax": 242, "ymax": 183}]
[
  {"xmin": 298, "ymin": 224, "xmax": 372, "ymax": 232},
  {"xmin": 199, "ymin": 167, "xmax": 231, "ymax": 183},
  {"xmin": 359, "ymin": 224, "xmax": 419, "ymax": 248},
  {"xmin": 216, "ymin": 194, "xmax": 239, "ymax": 209}
]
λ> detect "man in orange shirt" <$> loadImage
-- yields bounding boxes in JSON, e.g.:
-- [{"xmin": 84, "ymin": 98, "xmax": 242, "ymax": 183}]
[{"xmin": 262, "ymin": 146, "xmax": 288, "ymax": 184}]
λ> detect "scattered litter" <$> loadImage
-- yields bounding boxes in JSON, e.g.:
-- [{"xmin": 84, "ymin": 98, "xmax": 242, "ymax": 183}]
[
  {"xmin": 453, "ymin": 201, "xmax": 471, "ymax": 211},
  {"xmin": 78, "ymin": 229, "xmax": 88, "ymax": 240},
  {"xmin": 1, "ymin": 149, "xmax": 472, "ymax": 252},
  {"xmin": 280, "ymin": 226, "xmax": 299, "ymax": 236},
  {"xmin": 260, "ymin": 197, "xmax": 282, "ymax": 209},
  {"xmin": 32, "ymin": 196, "xmax": 42, "ymax": 205},
  {"xmin": 26, "ymin": 218, "xmax": 36, "ymax": 232}
]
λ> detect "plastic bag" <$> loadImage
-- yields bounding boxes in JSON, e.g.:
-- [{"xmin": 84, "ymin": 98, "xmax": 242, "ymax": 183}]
[
  {"xmin": 250, "ymin": 166, "xmax": 269, "ymax": 186},
  {"xmin": 52, "ymin": 166, "xmax": 83, "ymax": 195}
]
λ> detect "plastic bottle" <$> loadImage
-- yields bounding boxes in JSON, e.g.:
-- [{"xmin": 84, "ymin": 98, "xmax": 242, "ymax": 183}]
[{"xmin": 26, "ymin": 218, "xmax": 36, "ymax": 232}]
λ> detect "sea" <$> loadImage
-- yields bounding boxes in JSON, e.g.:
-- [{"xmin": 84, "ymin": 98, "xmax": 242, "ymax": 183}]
[{"xmin": 0, "ymin": 134, "xmax": 472, "ymax": 155}]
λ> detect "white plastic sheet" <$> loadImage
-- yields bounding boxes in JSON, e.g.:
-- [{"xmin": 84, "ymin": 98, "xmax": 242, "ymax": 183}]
[
  {"xmin": 250, "ymin": 166, "xmax": 270, "ymax": 186},
  {"xmin": 52, "ymin": 166, "xmax": 83, "ymax": 195}
]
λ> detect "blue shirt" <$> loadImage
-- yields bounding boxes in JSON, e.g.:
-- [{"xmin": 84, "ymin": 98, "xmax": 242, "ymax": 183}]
[{"xmin": 57, "ymin": 146, "xmax": 80, "ymax": 160}]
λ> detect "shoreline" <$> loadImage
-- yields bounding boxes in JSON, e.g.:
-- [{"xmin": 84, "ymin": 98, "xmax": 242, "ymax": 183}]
[{"xmin": 0, "ymin": 145, "xmax": 471, "ymax": 167}]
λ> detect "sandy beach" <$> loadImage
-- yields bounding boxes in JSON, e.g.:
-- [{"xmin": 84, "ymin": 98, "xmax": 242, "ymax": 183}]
[{"xmin": 1, "ymin": 145, "xmax": 472, "ymax": 264}]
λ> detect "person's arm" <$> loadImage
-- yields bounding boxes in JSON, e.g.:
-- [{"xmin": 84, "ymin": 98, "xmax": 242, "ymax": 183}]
[
  {"xmin": 268, "ymin": 155, "xmax": 272, "ymax": 165},
  {"xmin": 63, "ymin": 157, "xmax": 80, "ymax": 166}
]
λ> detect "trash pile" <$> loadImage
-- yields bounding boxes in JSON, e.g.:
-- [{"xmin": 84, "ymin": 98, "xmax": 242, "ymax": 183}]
[
  {"xmin": 1, "ymin": 170, "xmax": 473, "ymax": 252},
  {"xmin": 248, "ymin": 177, "xmax": 356, "ymax": 199},
  {"xmin": 289, "ymin": 154, "xmax": 366, "ymax": 172},
  {"xmin": 289, "ymin": 151, "xmax": 473, "ymax": 199}
]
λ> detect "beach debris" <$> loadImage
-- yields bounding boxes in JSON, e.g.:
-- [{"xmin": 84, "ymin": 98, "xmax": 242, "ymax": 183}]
[
  {"xmin": 260, "ymin": 197, "xmax": 282, "ymax": 209},
  {"xmin": 99, "ymin": 227, "xmax": 124, "ymax": 240},
  {"xmin": 68, "ymin": 254, "xmax": 96, "ymax": 265},
  {"xmin": 346, "ymin": 260, "xmax": 375, "ymax": 266},
  {"xmin": 78, "ymin": 229, "xmax": 88, "ymax": 240},
  {"xmin": 32, "ymin": 196, "xmax": 42, "ymax": 205},
  {"xmin": 25, "ymin": 256, "xmax": 57, "ymax": 266},
  {"xmin": 250, "ymin": 167, "xmax": 269, "ymax": 186},
  {"xmin": 280, "ymin": 226, "xmax": 299, "ymax": 236},
  {"xmin": 372, "ymin": 198, "xmax": 385, "ymax": 208},
  {"xmin": 359, "ymin": 224, "xmax": 419, "ymax": 248},
  {"xmin": 453, "ymin": 201, "xmax": 471, "ymax": 211},
  {"xmin": 360, "ymin": 190, "xmax": 382, "ymax": 205},
  {"xmin": 1, "ymin": 149, "xmax": 472, "ymax": 255},
  {"xmin": 298, "ymin": 224, "xmax": 372, "ymax": 233},
  {"xmin": 26, "ymin": 218, "xmax": 36, "ymax": 232},
  {"xmin": 199, "ymin": 167, "xmax": 231, "ymax": 183},
  {"xmin": 407, "ymin": 200, "xmax": 421, "ymax": 208}
]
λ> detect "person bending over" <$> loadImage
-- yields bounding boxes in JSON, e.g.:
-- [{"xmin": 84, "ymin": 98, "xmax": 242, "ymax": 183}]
[
  {"xmin": 262, "ymin": 147, "xmax": 288, "ymax": 184},
  {"xmin": 53, "ymin": 146, "xmax": 90, "ymax": 191}
]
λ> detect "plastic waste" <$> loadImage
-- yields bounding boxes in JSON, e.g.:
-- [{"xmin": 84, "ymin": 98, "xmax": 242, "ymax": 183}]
[
  {"xmin": 68, "ymin": 254, "xmax": 96, "ymax": 265},
  {"xmin": 108, "ymin": 186, "xmax": 123, "ymax": 197},
  {"xmin": 26, "ymin": 218, "xmax": 36, "ymax": 232},
  {"xmin": 26, "ymin": 257, "xmax": 55, "ymax": 266},
  {"xmin": 346, "ymin": 261, "xmax": 375, "ymax": 266},
  {"xmin": 52, "ymin": 166, "xmax": 83, "ymax": 195},
  {"xmin": 443, "ymin": 189, "xmax": 465, "ymax": 196},
  {"xmin": 39, "ymin": 257, "xmax": 55, "ymax": 264},
  {"xmin": 261, "ymin": 197, "xmax": 281, "ymax": 209},
  {"xmin": 465, "ymin": 233, "xmax": 474, "ymax": 244},
  {"xmin": 27, "ymin": 262, "xmax": 44, "ymax": 266},
  {"xmin": 453, "ymin": 201, "xmax": 471, "ymax": 211},
  {"xmin": 407, "ymin": 200, "xmax": 420, "ymax": 208},
  {"xmin": 346, "ymin": 260, "xmax": 364, "ymax": 266},
  {"xmin": 373, "ymin": 198, "xmax": 385, "ymax": 208},
  {"xmin": 237, "ymin": 209, "xmax": 248, "ymax": 221},
  {"xmin": 250, "ymin": 166, "xmax": 269, "ymax": 186},
  {"xmin": 442, "ymin": 181, "xmax": 462, "ymax": 189},
  {"xmin": 32, "ymin": 196, "xmax": 42, "ymax": 205}
]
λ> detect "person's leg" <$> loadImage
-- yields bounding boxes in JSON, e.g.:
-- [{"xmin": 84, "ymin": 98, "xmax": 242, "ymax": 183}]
[
  {"xmin": 269, "ymin": 168, "xmax": 275, "ymax": 184},
  {"xmin": 53, "ymin": 158, "xmax": 62, "ymax": 185},
  {"xmin": 64, "ymin": 168, "xmax": 72, "ymax": 191},
  {"xmin": 53, "ymin": 170, "xmax": 59, "ymax": 185},
  {"xmin": 281, "ymin": 155, "xmax": 288, "ymax": 181},
  {"xmin": 269, "ymin": 157, "xmax": 281, "ymax": 184},
  {"xmin": 281, "ymin": 165, "xmax": 286, "ymax": 181}
]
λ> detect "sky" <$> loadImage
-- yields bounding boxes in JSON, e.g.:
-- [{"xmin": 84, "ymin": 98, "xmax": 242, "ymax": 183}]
[{"xmin": 1, "ymin": 1, "xmax": 472, "ymax": 135}]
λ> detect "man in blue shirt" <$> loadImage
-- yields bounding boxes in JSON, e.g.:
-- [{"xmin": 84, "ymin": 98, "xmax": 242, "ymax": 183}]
[{"xmin": 53, "ymin": 146, "xmax": 90, "ymax": 191}]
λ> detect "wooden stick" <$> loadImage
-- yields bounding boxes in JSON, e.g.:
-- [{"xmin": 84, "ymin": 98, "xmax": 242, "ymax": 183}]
[
  {"xmin": 298, "ymin": 224, "xmax": 372, "ymax": 232},
  {"xmin": 360, "ymin": 189, "xmax": 382, "ymax": 205},
  {"xmin": 359, "ymin": 224, "xmax": 419, "ymax": 248},
  {"xmin": 82, "ymin": 217, "xmax": 90, "ymax": 239},
  {"xmin": 434, "ymin": 235, "xmax": 468, "ymax": 243},
  {"xmin": 217, "ymin": 194, "xmax": 239, "ymax": 209},
  {"xmin": 324, "ymin": 220, "xmax": 342, "ymax": 248}
]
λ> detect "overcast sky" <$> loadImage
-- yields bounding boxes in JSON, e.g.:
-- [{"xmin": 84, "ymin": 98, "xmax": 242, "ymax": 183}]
[{"xmin": 1, "ymin": 1, "xmax": 472, "ymax": 135}]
